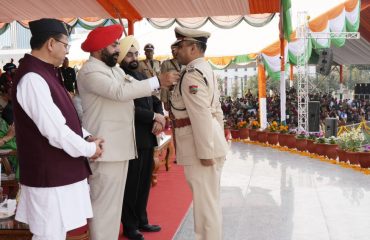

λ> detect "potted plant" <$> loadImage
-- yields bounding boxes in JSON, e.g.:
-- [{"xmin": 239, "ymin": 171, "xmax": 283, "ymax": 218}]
[
  {"xmin": 314, "ymin": 137, "xmax": 327, "ymax": 156},
  {"xmin": 237, "ymin": 120, "xmax": 249, "ymax": 139},
  {"xmin": 358, "ymin": 145, "xmax": 370, "ymax": 168},
  {"xmin": 286, "ymin": 129, "xmax": 297, "ymax": 149},
  {"xmin": 295, "ymin": 130, "xmax": 307, "ymax": 151},
  {"xmin": 337, "ymin": 129, "xmax": 365, "ymax": 165},
  {"xmin": 230, "ymin": 121, "xmax": 240, "ymax": 139},
  {"xmin": 267, "ymin": 121, "xmax": 279, "ymax": 145},
  {"xmin": 325, "ymin": 136, "xmax": 338, "ymax": 160},
  {"xmin": 307, "ymin": 133, "xmax": 322, "ymax": 153},
  {"xmin": 249, "ymin": 120, "xmax": 260, "ymax": 141},
  {"xmin": 278, "ymin": 124, "xmax": 289, "ymax": 147},
  {"xmin": 336, "ymin": 134, "xmax": 347, "ymax": 162},
  {"xmin": 257, "ymin": 127, "xmax": 268, "ymax": 143}
]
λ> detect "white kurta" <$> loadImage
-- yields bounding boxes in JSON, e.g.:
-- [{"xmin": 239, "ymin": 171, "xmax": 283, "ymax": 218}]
[{"xmin": 14, "ymin": 72, "xmax": 96, "ymax": 235}]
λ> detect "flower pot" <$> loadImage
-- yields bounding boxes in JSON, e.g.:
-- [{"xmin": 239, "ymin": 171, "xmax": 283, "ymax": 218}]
[
  {"xmin": 325, "ymin": 144, "xmax": 338, "ymax": 160},
  {"xmin": 239, "ymin": 128, "xmax": 249, "ymax": 139},
  {"xmin": 286, "ymin": 134, "xmax": 296, "ymax": 149},
  {"xmin": 267, "ymin": 132, "xmax": 279, "ymax": 145},
  {"xmin": 314, "ymin": 143, "xmax": 327, "ymax": 156},
  {"xmin": 295, "ymin": 138, "xmax": 307, "ymax": 151},
  {"xmin": 337, "ymin": 148, "xmax": 347, "ymax": 162},
  {"xmin": 224, "ymin": 128, "xmax": 232, "ymax": 141},
  {"xmin": 306, "ymin": 139, "xmax": 316, "ymax": 154},
  {"xmin": 358, "ymin": 152, "xmax": 370, "ymax": 168},
  {"xmin": 230, "ymin": 129, "xmax": 240, "ymax": 139},
  {"xmin": 346, "ymin": 151, "xmax": 360, "ymax": 165},
  {"xmin": 249, "ymin": 129, "xmax": 258, "ymax": 141},
  {"xmin": 257, "ymin": 131, "xmax": 268, "ymax": 143},
  {"xmin": 278, "ymin": 133, "xmax": 288, "ymax": 147}
]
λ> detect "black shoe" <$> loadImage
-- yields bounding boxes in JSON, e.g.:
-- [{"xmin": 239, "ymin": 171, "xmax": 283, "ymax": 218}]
[
  {"xmin": 123, "ymin": 230, "xmax": 144, "ymax": 240},
  {"xmin": 139, "ymin": 224, "xmax": 161, "ymax": 232}
]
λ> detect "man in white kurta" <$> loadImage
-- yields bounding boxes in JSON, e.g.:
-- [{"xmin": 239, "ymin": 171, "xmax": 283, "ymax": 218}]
[{"xmin": 12, "ymin": 18, "xmax": 103, "ymax": 240}]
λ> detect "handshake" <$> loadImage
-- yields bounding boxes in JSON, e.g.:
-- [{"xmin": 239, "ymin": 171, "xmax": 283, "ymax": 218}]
[{"xmin": 152, "ymin": 113, "xmax": 166, "ymax": 135}]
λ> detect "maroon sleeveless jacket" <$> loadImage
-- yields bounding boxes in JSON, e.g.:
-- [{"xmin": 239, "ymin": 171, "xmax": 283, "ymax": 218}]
[{"xmin": 12, "ymin": 54, "xmax": 91, "ymax": 187}]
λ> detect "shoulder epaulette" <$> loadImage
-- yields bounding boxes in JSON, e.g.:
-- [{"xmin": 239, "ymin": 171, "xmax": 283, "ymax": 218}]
[{"xmin": 179, "ymin": 67, "xmax": 208, "ymax": 96}]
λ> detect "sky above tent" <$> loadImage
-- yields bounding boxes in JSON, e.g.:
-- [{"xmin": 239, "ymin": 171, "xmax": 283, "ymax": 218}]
[{"xmin": 68, "ymin": 0, "xmax": 346, "ymax": 60}]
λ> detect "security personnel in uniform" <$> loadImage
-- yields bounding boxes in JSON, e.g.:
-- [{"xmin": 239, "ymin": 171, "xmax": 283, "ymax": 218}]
[
  {"xmin": 169, "ymin": 27, "xmax": 229, "ymax": 240},
  {"xmin": 138, "ymin": 43, "xmax": 161, "ymax": 78},
  {"xmin": 160, "ymin": 43, "xmax": 184, "ymax": 111}
]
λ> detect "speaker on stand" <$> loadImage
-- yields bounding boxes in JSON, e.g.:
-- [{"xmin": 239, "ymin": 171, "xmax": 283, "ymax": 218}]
[
  {"xmin": 308, "ymin": 101, "xmax": 320, "ymax": 132},
  {"xmin": 316, "ymin": 48, "xmax": 333, "ymax": 76},
  {"xmin": 325, "ymin": 118, "xmax": 338, "ymax": 137}
]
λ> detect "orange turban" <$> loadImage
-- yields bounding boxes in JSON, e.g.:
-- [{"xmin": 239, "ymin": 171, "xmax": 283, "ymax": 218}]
[{"xmin": 81, "ymin": 24, "xmax": 124, "ymax": 52}]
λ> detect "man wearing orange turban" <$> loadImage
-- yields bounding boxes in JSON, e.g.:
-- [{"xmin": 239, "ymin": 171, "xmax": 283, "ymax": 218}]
[{"xmin": 77, "ymin": 25, "xmax": 179, "ymax": 240}]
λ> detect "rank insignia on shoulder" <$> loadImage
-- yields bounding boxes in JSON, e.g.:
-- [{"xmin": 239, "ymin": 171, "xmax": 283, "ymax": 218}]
[
  {"xmin": 187, "ymin": 65, "xmax": 195, "ymax": 72},
  {"xmin": 189, "ymin": 85, "xmax": 198, "ymax": 94}
]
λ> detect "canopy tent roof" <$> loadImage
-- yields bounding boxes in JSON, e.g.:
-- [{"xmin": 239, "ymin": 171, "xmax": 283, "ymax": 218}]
[
  {"xmin": 0, "ymin": 0, "xmax": 281, "ymax": 23},
  {"xmin": 332, "ymin": 0, "xmax": 370, "ymax": 65}
]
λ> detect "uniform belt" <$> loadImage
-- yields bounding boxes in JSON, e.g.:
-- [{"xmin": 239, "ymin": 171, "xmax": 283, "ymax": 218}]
[{"xmin": 172, "ymin": 118, "xmax": 191, "ymax": 128}]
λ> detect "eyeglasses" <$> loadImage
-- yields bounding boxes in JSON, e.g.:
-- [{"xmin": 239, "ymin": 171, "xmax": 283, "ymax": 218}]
[{"xmin": 53, "ymin": 38, "xmax": 71, "ymax": 51}]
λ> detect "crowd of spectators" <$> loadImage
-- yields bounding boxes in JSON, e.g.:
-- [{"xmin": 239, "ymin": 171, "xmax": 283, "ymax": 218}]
[{"xmin": 222, "ymin": 87, "xmax": 370, "ymax": 130}]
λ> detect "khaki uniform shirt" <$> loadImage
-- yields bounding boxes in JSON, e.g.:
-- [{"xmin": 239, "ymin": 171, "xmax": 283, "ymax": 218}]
[
  {"xmin": 138, "ymin": 59, "xmax": 161, "ymax": 78},
  {"xmin": 170, "ymin": 57, "xmax": 228, "ymax": 165},
  {"xmin": 160, "ymin": 59, "xmax": 184, "ymax": 106},
  {"xmin": 160, "ymin": 59, "xmax": 182, "ymax": 73}
]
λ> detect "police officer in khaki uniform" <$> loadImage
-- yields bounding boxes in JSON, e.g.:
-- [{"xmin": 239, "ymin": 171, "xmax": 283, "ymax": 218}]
[
  {"xmin": 160, "ymin": 43, "xmax": 184, "ymax": 111},
  {"xmin": 169, "ymin": 27, "xmax": 229, "ymax": 240},
  {"xmin": 138, "ymin": 43, "xmax": 161, "ymax": 78}
]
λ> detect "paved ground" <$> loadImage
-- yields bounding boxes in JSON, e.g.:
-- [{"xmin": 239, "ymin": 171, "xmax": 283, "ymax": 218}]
[{"xmin": 174, "ymin": 142, "xmax": 370, "ymax": 240}]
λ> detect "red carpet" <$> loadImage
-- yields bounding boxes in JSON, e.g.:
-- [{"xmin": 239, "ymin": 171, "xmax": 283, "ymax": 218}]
[{"xmin": 119, "ymin": 162, "xmax": 193, "ymax": 240}]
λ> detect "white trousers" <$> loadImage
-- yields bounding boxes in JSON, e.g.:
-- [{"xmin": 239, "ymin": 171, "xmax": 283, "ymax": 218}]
[
  {"xmin": 184, "ymin": 157, "xmax": 225, "ymax": 240},
  {"xmin": 88, "ymin": 161, "xmax": 129, "ymax": 240}
]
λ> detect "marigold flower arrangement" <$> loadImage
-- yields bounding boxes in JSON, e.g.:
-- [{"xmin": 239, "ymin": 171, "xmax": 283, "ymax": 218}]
[
  {"xmin": 279, "ymin": 124, "xmax": 289, "ymax": 134},
  {"xmin": 268, "ymin": 121, "xmax": 279, "ymax": 132},
  {"xmin": 251, "ymin": 120, "xmax": 260, "ymax": 129},
  {"xmin": 237, "ymin": 121, "xmax": 248, "ymax": 129}
]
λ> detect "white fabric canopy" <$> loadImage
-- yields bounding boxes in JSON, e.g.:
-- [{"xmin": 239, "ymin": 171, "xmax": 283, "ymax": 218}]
[
  {"xmin": 332, "ymin": 38, "xmax": 370, "ymax": 65},
  {"xmin": 0, "ymin": 0, "xmax": 110, "ymax": 22}
]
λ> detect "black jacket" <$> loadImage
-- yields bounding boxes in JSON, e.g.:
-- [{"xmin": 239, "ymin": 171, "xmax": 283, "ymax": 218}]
[{"xmin": 123, "ymin": 67, "xmax": 164, "ymax": 149}]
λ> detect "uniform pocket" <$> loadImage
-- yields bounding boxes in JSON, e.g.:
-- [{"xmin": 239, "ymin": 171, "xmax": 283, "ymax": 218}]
[{"xmin": 176, "ymin": 132, "xmax": 197, "ymax": 159}]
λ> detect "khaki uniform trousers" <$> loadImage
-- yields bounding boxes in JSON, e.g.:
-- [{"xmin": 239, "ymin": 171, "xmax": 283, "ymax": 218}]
[
  {"xmin": 88, "ymin": 161, "xmax": 129, "ymax": 240},
  {"xmin": 184, "ymin": 157, "xmax": 225, "ymax": 240}
]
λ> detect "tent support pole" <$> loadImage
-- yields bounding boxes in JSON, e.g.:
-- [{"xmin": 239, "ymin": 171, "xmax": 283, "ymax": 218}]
[{"xmin": 128, "ymin": 20, "xmax": 134, "ymax": 35}]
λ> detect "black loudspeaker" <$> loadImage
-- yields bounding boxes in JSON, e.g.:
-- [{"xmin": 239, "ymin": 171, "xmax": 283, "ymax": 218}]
[
  {"xmin": 325, "ymin": 118, "xmax": 338, "ymax": 137},
  {"xmin": 316, "ymin": 48, "xmax": 333, "ymax": 75},
  {"xmin": 308, "ymin": 101, "xmax": 320, "ymax": 132}
]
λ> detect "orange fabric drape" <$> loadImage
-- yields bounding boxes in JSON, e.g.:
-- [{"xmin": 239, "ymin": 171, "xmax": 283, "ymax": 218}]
[
  {"xmin": 248, "ymin": 0, "xmax": 280, "ymax": 14},
  {"xmin": 206, "ymin": 56, "xmax": 234, "ymax": 66},
  {"xmin": 258, "ymin": 62, "xmax": 266, "ymax": 98},
  {"xmin": 261, "ymin": 40, "xmax": 287, "ymax": 57},
  {"xmin": 345, "ymin": 0, "xmax": 358, "ymax": 11},
  {"xmin": 97, "ymin": 0, "xmax": 142, "ymax": 22}
]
